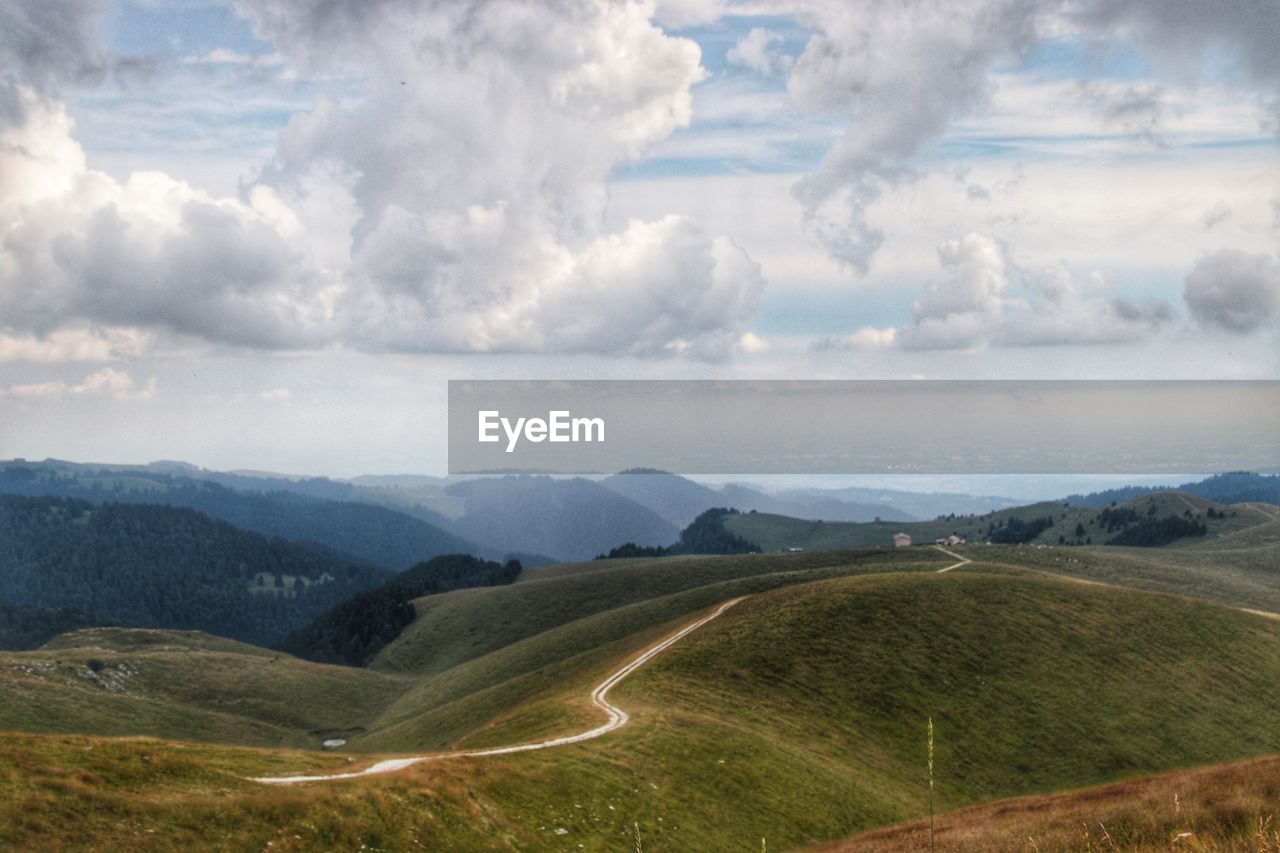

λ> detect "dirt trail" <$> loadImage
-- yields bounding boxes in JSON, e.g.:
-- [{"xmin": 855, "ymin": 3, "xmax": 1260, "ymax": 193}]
[
  {"xmin": 253, "ymin": 597, "xmax": 745, "ymax": 785},
  {"xmin": 934, "ymin": 545, "xmax": 971, "ymax": 573}
]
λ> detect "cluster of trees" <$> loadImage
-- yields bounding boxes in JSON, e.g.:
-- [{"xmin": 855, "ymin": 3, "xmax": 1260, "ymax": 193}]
[
  {"xmin": 278, "ymin": 554, "xmax": 523, "ymax": 666},
  {"xmin": 596, "ymin": 543, "xmax": 670, "ymax": 559},
  {"xmin": 0, "ymin": 495, "xmax": 390, "ymax": 647},
  {"xmin": 987, "ymin": 515, "xmax": 1056, "ymax": 544},
  {"xmin": 1098, "ymin": 506, "xmax": 1143, "ymax": 532},
  {"xmin": 1108, "ymin": 515, "xmax": 1208, "ymax": 547},
  {"xmin": 597, "ymin": 508, "xmax": 762, "ymax": 559}
]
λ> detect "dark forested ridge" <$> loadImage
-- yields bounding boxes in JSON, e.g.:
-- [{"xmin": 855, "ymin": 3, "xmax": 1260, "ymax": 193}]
[
  {"xmin": 0, "ymin": 602, "xmax": 107, "ymax": 651},
  {"xmin": 1066, "ymin": 472, "xmax": 1280, "ymax": 508},
  {"xmin": 0, "ymin": 464, "xmax": 483, "ymax": 570},
  {"xmin": 0, "ymin": 495, "xmax": 390, "ymax": 646},
  {"xmin": 279, "ymin": 554, "xmax": 523, "ymax": 666}
]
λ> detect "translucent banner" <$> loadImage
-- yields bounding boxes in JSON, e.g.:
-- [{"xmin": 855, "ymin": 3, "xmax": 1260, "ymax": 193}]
[{"xmin": 447, "ymin": 380, "xmax": 1280, "ymax": 475}]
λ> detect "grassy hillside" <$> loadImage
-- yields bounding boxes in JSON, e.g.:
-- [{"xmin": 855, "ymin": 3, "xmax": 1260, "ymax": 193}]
[
  {"xmin": 726, "ymin": 491, "xmax": 1274, "ymax": 552},
  {"xmin": 279, "ymin": 554, "xmax": 523, "ymax": 666},
  {"xmin": 821, "ymin": 754, "xmax": 1280, "ymax": 851},
  {"xmin": 969, "ymin": 513, "xmax": 1280, "ymax": 615},
  {"xmin": 4, "ymin": 569, "xmax": 1280, "ymax": 850},
  {"xmin": 0, "ymin": 628, "xmax": 406, "ymax": 749},
  {"xmin": 371, "ymin": 548, "xmax": 946, "ymax": 678},
  {"xmin": 362, "ymin": 549, "xmax": 949, "ymax": 751}
]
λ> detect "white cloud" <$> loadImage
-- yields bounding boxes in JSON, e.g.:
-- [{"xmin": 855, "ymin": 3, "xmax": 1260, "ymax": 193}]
[
  {"xmin": 0, "ymin": 326, "xmax": 151, "ymax": 363},
  {"xmin": 782, "ymin": 0, "xmax": 1280, "ymax": 275},
  {"xmin": 0, "ymin": 367, "xmax": 156, "ymax": 400},
  {"xmin": 1183, "ymin": 249, "xmax": 1280, "ymax": 334},
  {"xmin": 831, "ymin": 232, "xmax": 1176, "ymax": 351},
  {"xmin": 182, "ymin": 49, "xmax": 285, "ymax": 66},
  {"xmin": 0, "ymin": 0, "xmax": 766, "ymax": 359},
  {"xmin": 652, "ymin": 0, "xmax": 726, "ymax": 29},
  {"xmin": 785, "ymin": 0, "xmax": 1049, "ymax": 274},
  {"xmin": 727, "ymin": 28, "xmax": 793, "ymax": 75},
  {"xmin": 813, "ymin": 326, "xmax": 897, "ymax": 351}
]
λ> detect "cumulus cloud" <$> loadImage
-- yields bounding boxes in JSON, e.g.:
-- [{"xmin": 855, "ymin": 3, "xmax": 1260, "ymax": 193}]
[
  {"xmin": 0, "ymin": 326, "xmax": 151, "ymax": 364},
  {"xmin": 0, "ymin": 367, "xmax": 156, "ymax": 400},
  {"xmin": 0, "ymin": 0, "xmax": 107, "ymax": 95},
  {"xmin": 651, "ymin": 0, "xmax": 725, "ymax": 29},
  {"xmin": 727, "ymin": 28, "xmax": 793, "ymax": 76},
  {"xmin": 827, "ymin": 233, "xmax": 1175, "ymax": 351},
  {"xmin": 784, "ymin": 0, "xmax": 1280, "ymax": 274},
  {"xmin": 813, "ymin": 326, "xmax": 897, "ymax": 352},
  {"xmin": 785, "ymin": 0, "xmax": 1049, "ymax": 274},
  {"xmin": 0, "ymin": 0, "xmax": 765, "ymax": 359},
  {"xmin": 1071, "ymin": 0, "xmax": 1280, "ymax": 95},
  {"xmin": 1183, "ymin": 249, "xmax": 1280, "ymax": 334}
]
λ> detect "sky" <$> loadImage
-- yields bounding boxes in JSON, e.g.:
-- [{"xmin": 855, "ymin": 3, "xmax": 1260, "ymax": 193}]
[{"xmin": 0, "ymin": 0, "xmax": 1277, "ymax": 477}]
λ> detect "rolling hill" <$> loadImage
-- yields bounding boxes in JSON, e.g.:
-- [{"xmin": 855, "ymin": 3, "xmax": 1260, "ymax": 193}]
[
  {"xmin": 0, "ymin": 628, "xmax": 406, "ymax": 749},
  {"xmin": 724, "ymin": 490, "xmax": 1276, "ymax": 552},
  {"xmin": 2, "ymin": 561, "xmax": 1280, "ymax": 850},
  {"xmin": 278, "ymin": 554, "xmax": 524, "ymax": 667}
]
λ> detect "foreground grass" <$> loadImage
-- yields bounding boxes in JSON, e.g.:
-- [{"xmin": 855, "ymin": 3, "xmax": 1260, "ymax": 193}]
[{"xmin": 820, "ymin": 754, "xmax": 1280, "ymax": 852}]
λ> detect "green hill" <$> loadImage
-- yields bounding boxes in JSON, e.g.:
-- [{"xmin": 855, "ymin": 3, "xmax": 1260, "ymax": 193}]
[
  {"xmin": 370, "ymin": 547, "xmax": 943, "ymax": 679},
  {"xmin": 4, "ymin": 567, "xmax": 1280, "ymax": 850},
  {"xmin": 725, "ymin": 491, "xmax": 1274, "ymax": 552},
  {"xmin": 279, "ymin": 554, "xmax": 523, "ymax": 667},
  {"xmin": 0, "ymin": 628, "xmax": 406, "ymax": 749}
]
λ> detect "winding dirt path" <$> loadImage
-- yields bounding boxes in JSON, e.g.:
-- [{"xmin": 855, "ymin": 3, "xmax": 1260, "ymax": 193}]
[
  {"xmin": 253, "ymin": 596, "xmax": 746, "ymax": 785},
  {"xmin": 933, "ymin": 545, "xmax": 971, "ymax": 573}
]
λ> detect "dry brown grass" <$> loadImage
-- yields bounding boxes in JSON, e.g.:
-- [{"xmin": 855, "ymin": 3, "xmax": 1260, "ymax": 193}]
[{"xmin": 817, "ymin": 755, "xmax": 1280, "ymax": 852}]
